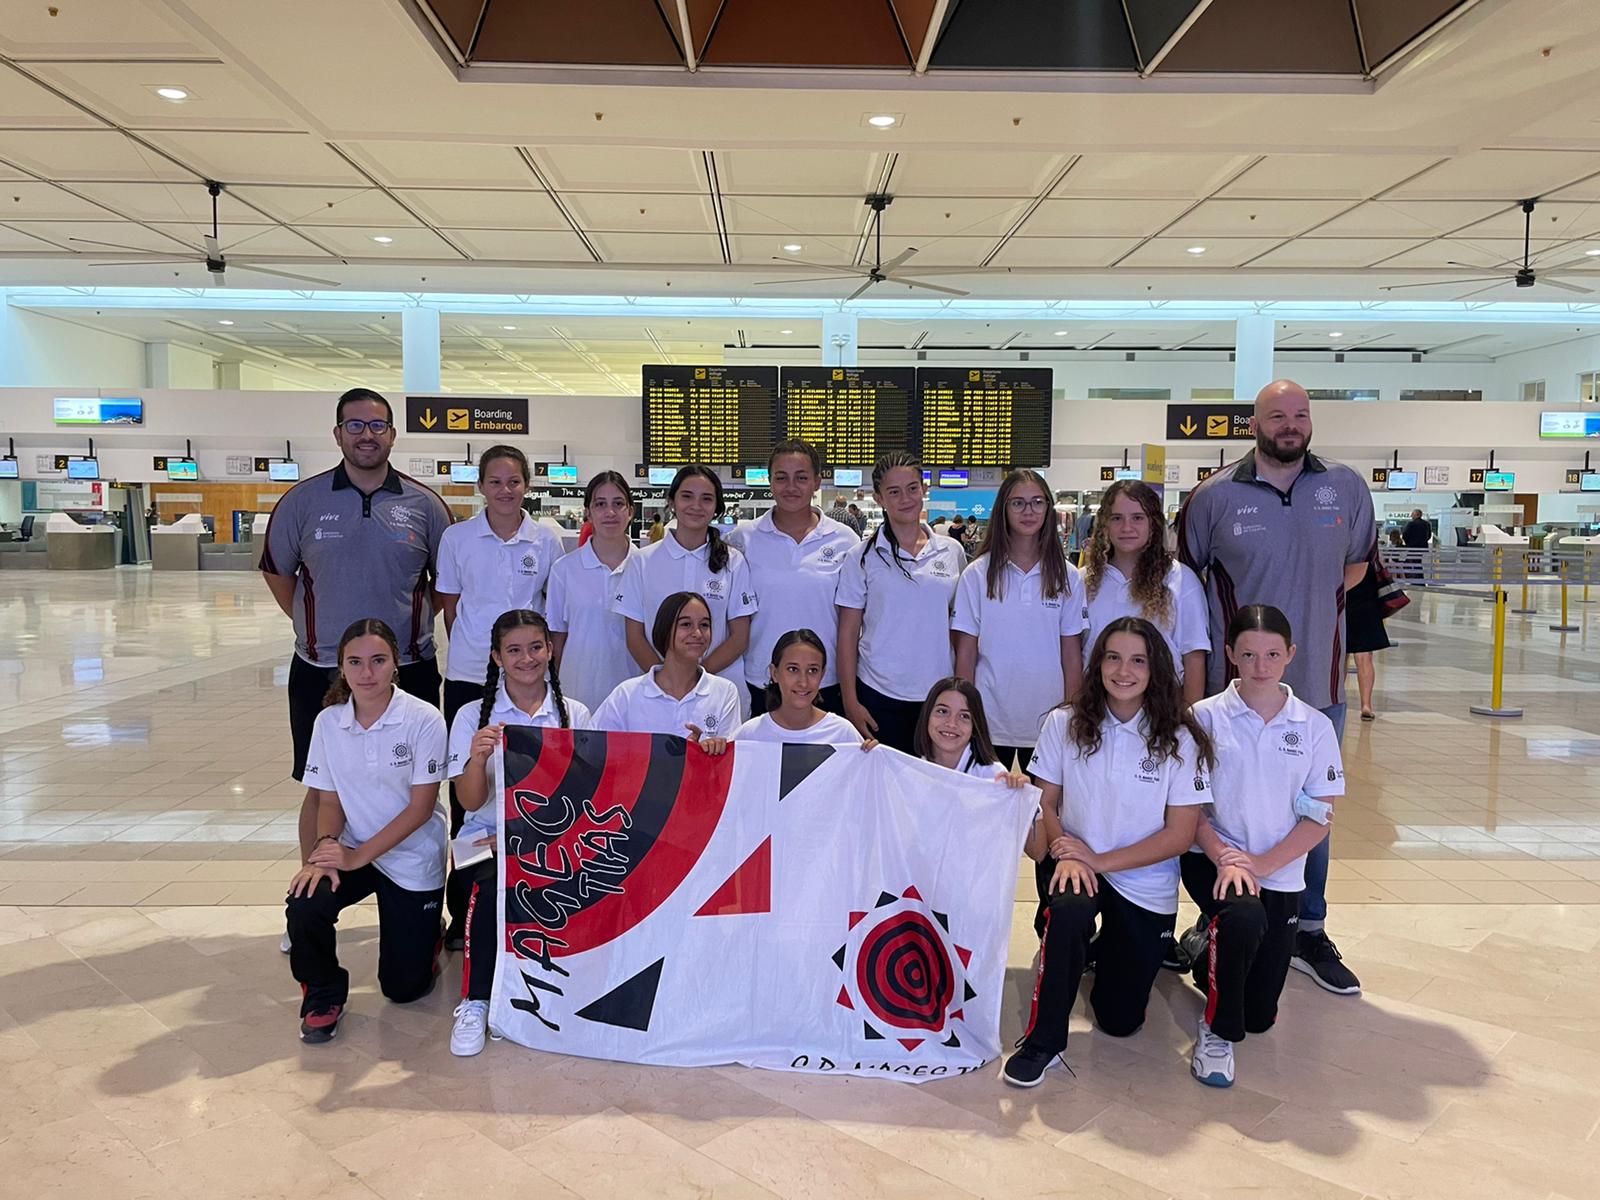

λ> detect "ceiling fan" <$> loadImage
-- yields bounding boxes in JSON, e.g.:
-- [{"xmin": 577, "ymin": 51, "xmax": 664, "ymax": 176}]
[
  {"xmin": 1379, "ymin": 198, "xmax": 1594, "ymax": 297},
  {"xmin": 70, "ymin": 181, "xmax": 342, "ymax": 288},
  {"xmin": 755, "ymin": 194, "xmax": 970, "ymax": 301}
]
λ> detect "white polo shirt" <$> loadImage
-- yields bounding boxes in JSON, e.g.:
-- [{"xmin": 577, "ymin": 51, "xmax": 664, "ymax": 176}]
[
  {"xmin": 953, "ymin": 747, "xmax": 1008, "ymax": 780},
  {"xmin": 952, "ymin": 554, "xmax": 1088, "ymax": 747},
  {"xmin": 1082, "ymin": 560, "xmax": 1210, "ymax": 680},
  {"xmin": 592, "ymin": 667, "xmax": 743, "ymax": 738},
  {"xmin": 726, "ymin": 510, "xmax": 859, "ymax": 687},
  {"xmin": 1030, "ymin": 706, "xmax": 1211, "ymax": 915},
  {"xmin": 1191, "ymin": 681, "xmax": 1343, "ymax": 894},
  {"xmin": 614, "ymin": 532, "xmax": 758, "ymax": 709},
  {"xmin": 835, "ymin": 526, "xmax": 966, "ymax": 702},
  {"xmin": 545, "ymin": 541, "xmax": 638, "ymax": 710},
  {"xmin": 733, "ymin": 711, "xmax": 860, "ymax": 745},
  {"xmin": 303, "ymin": 688, "xmax": 449, "ymax": 892},
  {"xmin": 446, "ymin": 682, "xmax": 593, "ymax": 845},
  {"xmin": 436, "ymin": 511, "xmax": 566, "ymax": 684}
]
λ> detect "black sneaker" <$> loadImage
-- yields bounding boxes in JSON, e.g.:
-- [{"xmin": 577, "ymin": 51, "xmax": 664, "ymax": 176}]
[
  {"xmin": 1290, "ymin": 930, "xmax": 1361, "ymax": 996},
  {"xmin": 299, "ymin": 1004, "xmax": 343, "ymax": 1044},
  {"xmin": 1002, "ymin": 1042, "xmax": 1059, "ymax": 1088},
  {"xmin": 1176, "ymin": 919, "xmax": 1209, "ymax": 973}
]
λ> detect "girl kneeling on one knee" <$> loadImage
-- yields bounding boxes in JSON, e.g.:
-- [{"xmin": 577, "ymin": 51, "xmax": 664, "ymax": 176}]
[
  {"xmin": 1183, "ymin": 604, "xmax": 1343, "ymax": 1089},
  {"xmin": 286, "ymin": 618, "xmax": 449, "ymax": 1045},
  {"xmin": 1004, "ymin": 617, "xmax": 1215, "ymax": 1088}
]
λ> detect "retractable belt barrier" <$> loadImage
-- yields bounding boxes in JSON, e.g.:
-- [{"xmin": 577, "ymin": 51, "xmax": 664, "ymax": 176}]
[{"xmin": 1378, "ymin": 545, "xmax": 1599, "ymax": 722}]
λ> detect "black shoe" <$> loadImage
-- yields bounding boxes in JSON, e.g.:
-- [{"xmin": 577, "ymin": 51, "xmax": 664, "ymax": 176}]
[
  {"xmin": 299, "ymin": 1004, "xmax": 343, "ymax": 1044},
  {"xmin": 444, "ymin": 931, "xmax": 465, "ymax": 953},
  {"xmin": 1176, "ymin": 919, "xmax": 1208, "ymax": 974},
  {"xmin": 1002, "ymin": 1042, "xmax": 1059, "ymax": 1088},
  {"xmin": 1290, "ymin": 930, "xmax": 1361, "ymax": 996}
]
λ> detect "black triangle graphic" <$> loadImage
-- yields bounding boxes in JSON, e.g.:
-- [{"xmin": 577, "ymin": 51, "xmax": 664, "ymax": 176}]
[
  {"xmin": 875, "ymin": 891, "xmax": 898, "ymax": 908},
  {"xmin": 933, "ymin": 910, "xmax": 949, "ymax": 931},
  {"xmin": 942, "ymin": 1031, "xmax": 960, "ymax": 1048},
  {"xmin": 963, "ymin": 980, "xmax": 977, "ymax": 1002},
  {"xmin": 779, "ymin": 743, "xmax": 836, "ymax": 800},
  {"xmin": 863, "ymin": 1022, "xmax": 884, "ymax": 1040},
  {"xmin": 575, "ymin": 958, "xmax": 664, "ymax": 1032},
  {"xmin": 832, "ymin": 944, "xmax": 846, "ymax": 971},
  {"xmin": 502, "ymin": 726, "xmax": 542, "ymax": 796}
]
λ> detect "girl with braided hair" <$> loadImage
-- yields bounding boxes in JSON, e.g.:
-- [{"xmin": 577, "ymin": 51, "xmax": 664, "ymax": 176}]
[{"xmin": 444, "ymin": 608, "xmax": 591, "ymax": 1057}]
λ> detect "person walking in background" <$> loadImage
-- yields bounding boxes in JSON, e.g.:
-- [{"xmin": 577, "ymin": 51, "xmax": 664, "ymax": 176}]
[
  {"xmin": 1402, "ymin": 509, "xmax": 1431, "ymax": 549},
  {"xmin": 1177, "ymin": 378, "xmax": 1373, "ymax": 998}
]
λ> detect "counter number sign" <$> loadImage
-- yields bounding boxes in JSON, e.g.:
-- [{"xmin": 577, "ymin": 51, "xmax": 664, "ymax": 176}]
[
  {"xmin": 1469, "ymin": 468, "xmax": 1486, "ymax": 484},
  {"xmin": 1371, "ymin": 467, "xmax": 1390, "ymax": 484}
]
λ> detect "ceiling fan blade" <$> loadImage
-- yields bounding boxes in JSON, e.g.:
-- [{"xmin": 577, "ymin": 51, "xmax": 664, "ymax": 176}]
[
  {"xmin": 1443, "ymin": 261, "xmax": 1510, "ymax": 271},
  {"xmin": 87, "ymin": 259, "xmax": 196, "ymax": 267},
  {"xmin": 229, "ymin": 263, "xmax": 343, "ymax": 287},
  {"xmin": 844, "ymin": 278, "xmax": 875, "ymax": 303},
  {"xmin": 71, "ymin": 236, "xmax": 192, "ymax": 254},
  {"xmin": 880, "ymin": 247, "xmax": 918, "ymax": 271},
  {"xmin": 1538, "ymin": 277, "xmax": 1594, "ymax": 295},
  {"xmin": 1378, "ymin": 277, "xmax": 1505, "ymax": 291},
  {"xmin": 892, "ymin": 276, "xmax": 970, "ymax": 298},
  {"xmin": 1453, "ymin": 281, "xmax": 1510, "ymax": 301},
  {"xmin": 1531, "ymin": 255, "xmax": 1600, "ymax": 275},
  {"xmin": 751, "ymin": 276, "xmax": 868, "ymax": 286},
  {"xmin": 203, "ymin": 234, "xmax": 221, "ymax": 258},
  {"xmin": 768, "ymin": 257, "xmax": 873, "ymax": 277}
]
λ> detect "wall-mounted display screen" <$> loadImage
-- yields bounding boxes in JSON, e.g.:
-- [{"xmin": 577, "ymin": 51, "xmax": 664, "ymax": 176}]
[
  {"xmin": 1113, "ymin": 468, "xmax": 1141, "ymax": 481},
  {"xmin": 647, "ymin": 466, "xmax": 677, "ymax": 485},
  {"xmin": 1582, "ymin": 473, "xmax": 1600, "ymax": 492},
  {"xmin": 643, "ymin": 365, "xmax": 780, "ymax": 466},
  {"xmin": 166, "ymin": 460, "xmax": 199, "ymax": 481},
  {"xmin": 1385, "ymin": 471, "xmax": 1418, "ymax": 491},
  {"xmin": 831, "ymin": 468, "xmax": 863, "ymax": 487},
  {"xmin": 744, "ymin": 467, "xmax": 770, "ymax": 486},
  {"xmin": 937, "ymin": 469, "xmax": 969, "ymax": 488},
  {"xmin": 268, "ymin": 462, "xmax": 300, "ymax": 482},
  {"xmin": 450, "ymin": 463, "xmax": 479, "ymax": 484},
  {"xmin": 1540, "ymin": 411, "xmax": 1600, "ymax": 438},
  {"xmin": 54, "ymin": 397, "xmax": 144, "ymax": 425},
  {"xmin": 547, "ymin": 464, "xmax": 579, "ymax": 484},
  {"xmin": 1484, "ymin": 470, "xmax": 1516, "ymax": 491},
  {"xmin": 0, "ymin": 458, "xmax": 18, "ymax": 479},
  {"xmin": 67, "ymin": 458, "xmax": 100, "ymax": 480}
]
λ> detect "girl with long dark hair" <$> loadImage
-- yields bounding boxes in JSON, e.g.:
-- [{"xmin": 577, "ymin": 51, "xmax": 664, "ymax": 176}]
[
  {"xmin": 287, "ymin": 618, "xmax": 449, "ymax": 1045},
  {"xmin": 836, "ymin": 452, "xmax": 966, "ymax": 753},
  {"xmin": 616, "ymin": 465, "xmax": 756, "ymax": 717},
  {"xmin": 1003, "ymin": 617, "xmax": 1215, "ymax": 1088},
  {"xmin": 1081, "ymin": 480, "xmax": 1209, "ymax": 704},
  {"xmin": 444, "ymin": 609, "xmax": 591, "ymax": 1057},
  {"xmin": 953, "ymin": 468, "xmax": 1085, "ymax": 771},
  {"xmin": 547, "ymin": 470, "xmax": 638, "ymax": 709},
  {"xmin": 733, "ymin": 628, "xmax": 861, "ymax": 745},
  {"xmin": 593, "ymin": 592, "xmax": 742, "ymax": 737},
  {"xmin": 908, "ymin": 676, "xmax": 1029, "ymax": 787}
]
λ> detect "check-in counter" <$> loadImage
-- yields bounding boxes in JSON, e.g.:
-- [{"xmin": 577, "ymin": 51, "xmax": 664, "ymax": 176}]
[
  {"xmin": 44, "ymin": 513, "xmax": 117, "ymax": 570},
  {"xmin": 150, "ymin": 513, "xmax": 213, "ymax": 571}
]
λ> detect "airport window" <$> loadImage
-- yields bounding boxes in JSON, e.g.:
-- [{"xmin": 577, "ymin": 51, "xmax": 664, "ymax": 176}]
[
  {"xmin": 1306, "ymin": 388, "xmax": 1380, "ymax": 401},
  {"xmin": 1521, "ymin": 379, "xmax": 1546, "ymax": 402},
  {"xmin": 1087, "ymin": 387, "xmax": 1171, "ymax": 400},
  {"xmin": 1580, "ymin": 371, "xmax": 1600, "ymax": 402},
  {"xmin": 1190, "ymin": 388, "xmax": 1234, "ymax": 400},
  {"xmin": 1399, "ymin": 389, "xmax": 1483, "ymax": 402}
]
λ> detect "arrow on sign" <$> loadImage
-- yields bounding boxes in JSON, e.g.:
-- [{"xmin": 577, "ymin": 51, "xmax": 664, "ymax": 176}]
[
  {"xmin": 1179, "ymin": 416, "xmax": 1198, "ymax": 436},
  {"xmin": 418, "ymin": 409, "xmax": 438, "ymax": 430}
]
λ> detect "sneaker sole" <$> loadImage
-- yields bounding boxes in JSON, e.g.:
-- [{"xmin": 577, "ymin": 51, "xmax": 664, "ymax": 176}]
[
  {"xmin": 1288, "ymin": 956, "xmax": 1362, "ymax": 995},
  {"xmin": 299, "ymin": 1026, "xmax": 338, "ymax": 1044},
  {"xmin": 450, "ymin": 1040, "xmax": 485, "ymax": 1057},
  {"xmin": 1192, "ymin": 1067, "xmax": 1233, "ymax": 1088},
  {"xmin": 1002, "ymin": 1068, "xmax": 1047, "ymax": 1089}
]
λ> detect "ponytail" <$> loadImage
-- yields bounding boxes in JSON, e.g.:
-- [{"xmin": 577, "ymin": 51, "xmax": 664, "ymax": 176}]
[
  {"xmin": 706, "ymin": 524, "xmax": 729, "ymax": 574},
  {"xmin": 322, "ymin": 618, "xmax": 400, "ymax": 708},
  {"xmin": 477, "ymin": 656, "xmax": 500, "ymax": 731},
  {"xmin": 548, "ymin": 657, "xmax": 572, "ymax": 729}
]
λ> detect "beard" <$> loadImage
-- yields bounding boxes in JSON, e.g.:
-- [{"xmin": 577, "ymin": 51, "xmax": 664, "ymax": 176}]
[{"xmin": 1256, "ymin": 429, "xmax": 1309, "ymax": 465}]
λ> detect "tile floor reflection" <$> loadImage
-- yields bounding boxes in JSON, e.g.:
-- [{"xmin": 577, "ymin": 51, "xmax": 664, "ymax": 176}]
[{"xmin": 1, "ymin": 569, "xmax": 1598, "ymax": 1198}]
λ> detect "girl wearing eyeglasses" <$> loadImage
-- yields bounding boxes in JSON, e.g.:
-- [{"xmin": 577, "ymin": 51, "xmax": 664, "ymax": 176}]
[{"xmin": 953, "ymin": 469, "xmax": 1085, "ymax": 773}]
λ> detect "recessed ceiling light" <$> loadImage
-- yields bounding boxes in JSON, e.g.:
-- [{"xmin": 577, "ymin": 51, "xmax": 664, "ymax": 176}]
[
  {"xmin": 1587, "ymin": 248, "xmax": 1600, "ymax": 257},
  {"xmin": 783, "ymin": 243, "xmax": 803, "ymax": 253},
  {"xmin": 371, "ymin": 235, "xmax": 394, "ymax": 244},
  {"xmin": 217, "ymin": 319, "xmax": 234, "ymax": 326},
  {"xmin": 1053, "ymin": 329, "xmax": 1070, "ymax": 336},
  {"xmin": 1185, "ymin": 245, "xmax": 1207, "ymax": 255},
  {"xmin": 780, "ymin": 329, "xmax": 793, "ymax": 335},
  {"xmin": 867, "ymin": 114, "xmax": 897, "ymax": 128},
  {"xmin": 154, "ymin": 86, "xmax": 189, "ymax": 101},
  {"xmin": 1328, "ymin": 331, "xmax": 1343, "ymax": 338},
  {"xmin": 500, "ymin": 325, "xmax": 516, "ymax": 331}
]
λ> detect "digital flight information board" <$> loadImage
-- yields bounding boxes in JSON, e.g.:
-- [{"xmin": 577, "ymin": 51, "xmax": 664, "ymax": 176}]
[
  {"xmin": 780, "ymin": 367, "xmax": 917, "ymax": 467},
  {"xmin": 917, "ymin": 367, "xmax": 1053, "ymax": 468},
  {"xmin": 642, "ymin": 365, "xmax": 781, "ymax": 466}
]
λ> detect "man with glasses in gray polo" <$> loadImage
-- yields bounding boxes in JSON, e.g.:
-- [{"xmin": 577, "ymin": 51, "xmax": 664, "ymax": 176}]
[{"xmin": 260, "ymin": 388, "xmax": 453, "ymax": 949}]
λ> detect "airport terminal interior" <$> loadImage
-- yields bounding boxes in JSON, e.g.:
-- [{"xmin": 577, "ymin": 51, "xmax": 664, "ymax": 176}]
[{"xmin": 4, "ymin": 1, "xmax": 1600, "ymax": 1196}]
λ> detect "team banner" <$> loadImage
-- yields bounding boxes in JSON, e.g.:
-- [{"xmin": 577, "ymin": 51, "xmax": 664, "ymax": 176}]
[{"xmin": 488, "ymin": 730, "xmax": 1036, "ymax": 1082}]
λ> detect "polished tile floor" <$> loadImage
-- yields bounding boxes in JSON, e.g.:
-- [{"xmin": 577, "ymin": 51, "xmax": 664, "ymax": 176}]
[{"xmin": 2, "ymin": 568, "xmax": 1598, "ymax": 1198}]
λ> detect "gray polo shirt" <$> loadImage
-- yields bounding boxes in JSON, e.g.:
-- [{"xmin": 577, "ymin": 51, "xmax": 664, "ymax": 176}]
[
  {"xmin": 259, "ymin": 463, "xmax": 453, "ymax": 667},
  {"xmin": 1177, "ymin": 449, "xmax": 1375, "ymax": 711}
]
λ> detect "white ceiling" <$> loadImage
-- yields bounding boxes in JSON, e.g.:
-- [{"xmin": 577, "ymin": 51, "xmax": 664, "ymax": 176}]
[{"xmin": 4, "ymin": 0, "xmax": 1600, "ymax": 301}]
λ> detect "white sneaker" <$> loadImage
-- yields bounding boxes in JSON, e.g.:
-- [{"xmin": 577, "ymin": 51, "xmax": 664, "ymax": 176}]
[
  {"xmin": 450, "ymin": 1000, "xmax": 490, "ymax": 1057},
  {"xmin": 279, "ymin": 932, "xmax": 292, "ymax": 954},
  {"xmin": 1191, "ymin": 1019, "xmax": 1235, "ymax": 1088}
]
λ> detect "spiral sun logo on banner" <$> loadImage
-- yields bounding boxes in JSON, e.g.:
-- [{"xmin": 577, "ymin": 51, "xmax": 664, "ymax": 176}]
[{"xmin": 487, "ymin": 729, "xmax": 1036, "ymax": 1082}]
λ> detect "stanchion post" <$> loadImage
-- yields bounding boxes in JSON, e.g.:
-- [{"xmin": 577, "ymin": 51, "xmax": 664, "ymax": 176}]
[
  {"xmin": 1551, "ymin": 557, "xmax": 1579, "ymax": 632},
  {"xmin": 1512, "ymin": 548, "xmax": 1537, "ymax": 614},
  {"xmin": 1471, "ymin": 585, "xmax": 1524, "ymax": 718}
]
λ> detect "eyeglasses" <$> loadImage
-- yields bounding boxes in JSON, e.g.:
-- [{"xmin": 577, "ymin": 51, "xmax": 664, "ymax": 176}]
[
  {"xmin": 1006, "ymin": 496, "xmax": 1049, "ymax": 513},
  {"xmin": 341, "ymin": 418, "xmax": 391, "ymax": 435}
]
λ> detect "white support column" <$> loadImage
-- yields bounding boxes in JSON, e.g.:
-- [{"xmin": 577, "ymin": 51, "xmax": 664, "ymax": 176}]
[
  {"xmin": 402, "ymin": 306, "xmax": 442, "ymax": 393},
  {"xmin": 1233, "ymin": 313, "xmax": 1275, "ymax": 402},
  {"xmin": 0, "ymin": 294, "xmax": 19, "ymax": 387},
  {"xmin": 822, "ymin": 312, "xmax": 858, "ymax": 367}
]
